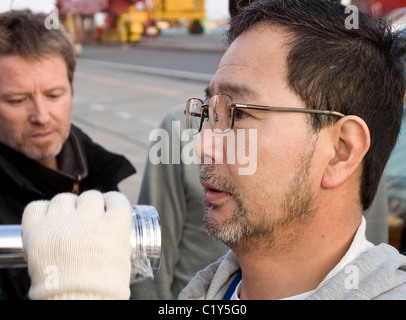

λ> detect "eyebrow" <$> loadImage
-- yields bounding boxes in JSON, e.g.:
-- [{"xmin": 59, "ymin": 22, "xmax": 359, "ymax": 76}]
[
  {"xmin": 0, "ymin": 86, "xmax": 68, "ymax": 98},
  {"xmin": 205, "ymin": 83, "xmax": 259, "ymax": 101}
]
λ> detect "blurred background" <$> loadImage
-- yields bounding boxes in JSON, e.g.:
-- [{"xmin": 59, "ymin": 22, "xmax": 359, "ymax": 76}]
[
  {"xmin": 0, "ymin": 0, "xmax": 229, "ymax": 48},
  {"xmin": 0, "ymin": 0, "xmax": 405, "ymax": 253}
]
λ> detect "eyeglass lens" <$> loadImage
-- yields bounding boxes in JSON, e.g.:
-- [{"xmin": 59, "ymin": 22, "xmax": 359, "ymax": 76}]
[
  {"xmin": 186, "ymin": 98, "xmax": 205, "ymax": 135},
  {"xmin": 209, "ymin": 94, "xmax": 234, "ymax": 134},
  {"xmin": 186, "ymin": 94, "xmax": 235, "ymax": 135}
]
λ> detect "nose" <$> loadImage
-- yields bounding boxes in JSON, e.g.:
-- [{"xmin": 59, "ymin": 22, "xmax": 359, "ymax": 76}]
[
  {"xmin": 193, "ymin": 121, "xmax": 226, "ymax": 165},
  {"xmin": 28, "ymin": 96, "xmax": 51, "ymax": 125}
]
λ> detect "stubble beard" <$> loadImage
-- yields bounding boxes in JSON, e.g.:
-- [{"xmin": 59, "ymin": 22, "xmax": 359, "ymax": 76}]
[
  {"xmin": 201, "ymin": 143, "xmax": 317, "ymax": 254},
  {"xmin": 7, "ymin": 123, "xmax": 70, "ymax": 165}
]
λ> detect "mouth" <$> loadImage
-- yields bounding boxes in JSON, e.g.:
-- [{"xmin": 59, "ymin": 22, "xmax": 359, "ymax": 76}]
[
  {"xmin": 201, "ymin": 180, "xmax": 232, "ymax": 205},
  {"xmin": 29, "ymin": 130, "xmax": 55, "ymax": 141}
]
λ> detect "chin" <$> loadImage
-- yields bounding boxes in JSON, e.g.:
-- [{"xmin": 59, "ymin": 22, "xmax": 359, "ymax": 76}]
[{"xmin": 23, "ymin": 143, "xmax": 63, "ymax": 162}]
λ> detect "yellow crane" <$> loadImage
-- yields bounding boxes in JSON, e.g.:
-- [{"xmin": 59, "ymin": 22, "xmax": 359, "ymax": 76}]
[
  {"xmin": 58, "ymin": 0, "xmax": 206, "ymax": 46},
  {"xmin": 148, "ymin": 0, "xmax": 205, "ymax": 34}
]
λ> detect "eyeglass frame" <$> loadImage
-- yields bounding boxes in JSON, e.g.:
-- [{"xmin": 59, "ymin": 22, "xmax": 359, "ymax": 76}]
[{"xmin": 185, "ymin": 93, "xmax": 346, "ymax": 135}]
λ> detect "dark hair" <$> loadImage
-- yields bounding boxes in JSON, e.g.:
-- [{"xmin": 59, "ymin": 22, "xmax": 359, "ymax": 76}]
[
  {"xmin": 229, "ymin": 0, "xmax": 255, "ymax": 18},
  {"xmin": 227, "ymin": 0, "xmax": 405, "ymax": 210},
  {"xmin": 0, "ymin": 10, "xmax": 76, "ymax": 85}
]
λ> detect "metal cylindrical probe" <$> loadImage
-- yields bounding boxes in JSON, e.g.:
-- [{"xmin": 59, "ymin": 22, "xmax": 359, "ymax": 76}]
[{"xmin": 0, "ymin": 205, "xmax": 161, "ymax": 283}]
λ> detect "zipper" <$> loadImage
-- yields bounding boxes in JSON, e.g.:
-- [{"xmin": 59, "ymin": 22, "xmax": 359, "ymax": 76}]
[{"xmin": 72, "ymin": 175, "xmax": 82, "ymax": 194}]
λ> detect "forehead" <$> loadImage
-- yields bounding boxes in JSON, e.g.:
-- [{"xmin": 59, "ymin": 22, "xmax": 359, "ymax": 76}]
[
  {"xmin": 209, "ymin": 24, "xmax": 293, "ymax": 102},
  {"xmin": 0, "ymin": 54, "xmax": 68, "ymax": 90}
]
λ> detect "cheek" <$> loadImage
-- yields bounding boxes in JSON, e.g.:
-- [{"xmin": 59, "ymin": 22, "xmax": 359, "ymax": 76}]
[
  {"xmin": 0, "ymin": 111, "xmax": 24, "ymax": 143},
  {"xmin": 228, "ymin": 145, "xmax": 276, "ymax": 204},
  {"xmin": 237, "ymin": 135, "xmax": 302, "ymax": 203},
  {"xmin": 61, "ymin": 95, "xmax": 72, "ymax": 117},
  {"xmin": 52, "ymin": 99, "xmax": 72, "ymax": 129}
]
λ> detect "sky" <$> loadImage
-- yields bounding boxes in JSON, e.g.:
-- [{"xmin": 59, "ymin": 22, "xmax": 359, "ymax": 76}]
[{"xmin": 0, "ymin": 0, "xmax": 230, "ymax": 20}]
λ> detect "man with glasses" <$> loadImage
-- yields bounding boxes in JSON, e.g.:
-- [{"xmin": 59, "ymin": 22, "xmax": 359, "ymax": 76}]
[
  {"xmin": 178, "ymin": 0, "xmax": 406, "ymax": 299},
  {"xmin": 134, "ymin": 0, "xmax": 391, "ymax": 300},
  {"xmin": 19, "ymin": 0, "xmax": 406, "ymax": 299}
]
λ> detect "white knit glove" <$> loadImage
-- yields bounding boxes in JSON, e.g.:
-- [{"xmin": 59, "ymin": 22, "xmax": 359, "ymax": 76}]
[{"xmin": 21, "ymin": 190, "xmax": 132, "ymax": 300}]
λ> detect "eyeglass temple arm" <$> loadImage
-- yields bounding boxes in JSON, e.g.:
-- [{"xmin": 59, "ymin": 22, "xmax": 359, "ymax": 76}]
[{"xmin": 234, "ymin": 103, "xmax": 345, "ymax": 118}]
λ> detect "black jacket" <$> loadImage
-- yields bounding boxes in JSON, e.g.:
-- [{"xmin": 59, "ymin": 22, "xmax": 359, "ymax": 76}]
[{"xmin": 0, "ymin": 125, "xmax": 136, "ymax": 299}]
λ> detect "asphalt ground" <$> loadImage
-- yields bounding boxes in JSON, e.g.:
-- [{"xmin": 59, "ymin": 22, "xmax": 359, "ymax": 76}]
[{"xmin": 72, "ymin": 31, "xmax": 224, "ymax": 204}]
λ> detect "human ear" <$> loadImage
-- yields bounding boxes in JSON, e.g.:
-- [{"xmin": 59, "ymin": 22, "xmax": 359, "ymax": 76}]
[{"xmin": 321, "ymin": 116, "xmax": 370, "ymax": 189}]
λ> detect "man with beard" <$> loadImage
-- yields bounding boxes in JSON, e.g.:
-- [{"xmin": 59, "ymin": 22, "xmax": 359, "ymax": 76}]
[
  {"xmin": 178, "ymin": 0, "xmax": 406, "ymax": 299},
  {"xmin": 0, "ymin": 10, "xmax": 136, "ymax": 299},
  {"xmin": 133, "ymin": 0, "xmax": 391, "ymax": 300},
  {"xmin": 18, "ymin": 0, "xmax": 406, "ymax": 300}
]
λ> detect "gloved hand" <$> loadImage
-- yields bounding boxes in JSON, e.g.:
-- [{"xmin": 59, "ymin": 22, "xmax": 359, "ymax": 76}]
[{"xmin": 21, "ymin": 190, "xmax": 132, "ymax": 300}]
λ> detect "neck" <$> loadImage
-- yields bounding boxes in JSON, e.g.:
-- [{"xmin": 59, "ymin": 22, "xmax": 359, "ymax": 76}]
[{"xmin": 235, "ymin": 210, "xmax": 362, "ymax": 300}]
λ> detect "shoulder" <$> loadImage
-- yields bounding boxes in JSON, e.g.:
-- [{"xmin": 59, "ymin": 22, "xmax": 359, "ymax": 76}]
[
  {"xmin": 158, "ymin": 104, "xmax": 186, "ymax": 131},
  {"xmin": 309, "ymin": 244, "xmax": 406, "ymax": 300},
  {"xmin": 178, "ymin": 250, "xmax": 240, "ymax": 300}
]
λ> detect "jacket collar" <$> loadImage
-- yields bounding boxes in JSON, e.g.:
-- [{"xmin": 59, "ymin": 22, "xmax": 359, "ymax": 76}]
[
  {"xmin": 0, "ymin": 125, "xmax": 88, "ymax": 195},
  {"xmin": 179, "ymin": 217, "xmax": 388, "ymax": 300}
]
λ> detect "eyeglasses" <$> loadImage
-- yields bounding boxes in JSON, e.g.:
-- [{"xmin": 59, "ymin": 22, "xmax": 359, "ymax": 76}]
[{"xmin": 185, "ymin": 94, "xmax": 345, "ymax": 135}]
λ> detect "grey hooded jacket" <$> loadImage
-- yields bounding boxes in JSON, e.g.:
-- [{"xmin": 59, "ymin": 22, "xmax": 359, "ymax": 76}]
[{"xmin": 179, "ymin": 220, "xmax": 406, "ymax": 300}]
